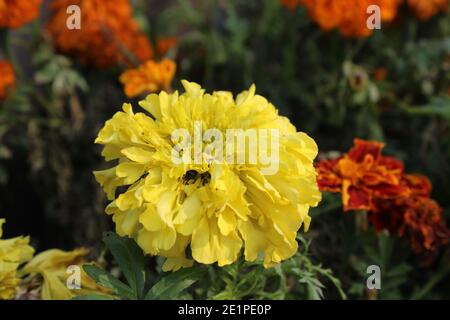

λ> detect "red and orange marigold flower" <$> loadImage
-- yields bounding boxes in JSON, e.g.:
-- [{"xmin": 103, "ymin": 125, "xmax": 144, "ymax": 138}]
[
  {"xmin": 317, "ymin": 139, "xmax": 450, "ymax": 254},
  {"xmin": 46, "ymin": 0, "xmax": 153, "ymax": 68},
  {"xmin": 0, "ymin": 59, "xmax": 15, "ymax": 100},
  {"xmin": 119, "ymin": 58, "xmax": 176, "ymax": 97},
  {"xmin": 316, "ymin": 139, "xmax": 409, "ymax": 211},
  {"xmin": 0, "ymin": 0, "xmax": 42, "ymax": 29}
]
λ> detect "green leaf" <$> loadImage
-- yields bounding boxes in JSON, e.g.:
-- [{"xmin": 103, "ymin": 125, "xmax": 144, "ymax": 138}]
[
  {"xmin": 402, "ymin": 97, "xmax": 450, "ymax": 120},
  {"xmin": 102, "ymin": 232, "xmax": 146, "ymax": 299},
  {"xmin": 145, "ymin": 267, "xmax": 203, "ymax": 300},
  {"xmin": 386, "ymin": 263, "xmax": 413, "ymax": 278},
  {"xmin": 82, "ymin": 264, "xmax": 135, "ymax": 299},
  {"xmin": 312, "ymin": 266, "xmax": 347, "ymax": 300},
  {"xmin": 411, "ymin": 260, "xmax": 450, "ymax": 300},
  {"xmin": 73, "ymin": 294, "xmax": 116, "ymax": 300},
  {"xmin": 305, "ymin": 279, "xmax": 324, "ymax": 300}
]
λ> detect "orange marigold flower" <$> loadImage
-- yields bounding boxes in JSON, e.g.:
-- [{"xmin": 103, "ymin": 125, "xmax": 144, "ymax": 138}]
[
  {"xmin": 374, "ymin": 68, "xmax": 388, "ymax": 82},
  {"xmin": 119, "ymin": 58, "xmax": 176, "ymax": 97},
  {"xmin": 46, "ymin": 0, "xmax": 153, "ymax": 68},
  {"xmin": 316, "ymin": 139, "xmax": 409, "ymax": 211},
  {"xmin": 0, "ymin": 60, "xmax": 15, "ymax": 100},
  {"xmin": 156, "ymin": 37, "xmax": 177, "ymax": 57},
  {"xmin": 301, "ymin": 0, "xmax": 402, "ymax": 37},
  {"xmin": 0, "ymin": 0, "xmax": 42, "ymax": 29},
  {"xmin": 408, "ymin": 0, "xmax": 449, "ymax": 20},
  {"xmin": 280, "ymin": 0, "xmax": 303, "ymax": 10}
]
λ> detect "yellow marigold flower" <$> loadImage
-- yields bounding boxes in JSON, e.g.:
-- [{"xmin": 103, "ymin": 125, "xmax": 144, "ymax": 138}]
[
  {"xmin": 119, "ymin": 59, "xmax": 177, "ymax": 98},
  {"xmin": 0, "ymin": 219, "xmax": 35, "ymax": 300},
  {"xmin": 94, "ymin": 81, "xmax": 322, "ymax": 271},
  {"xmin": 0, "ymin": 60, "xmax": 15, "ymax": 100},
  {"xmin": 0, "ymin": 0, "xmax": 42, "ymax": 29},
  {"xmin": 21, "ymin": 248, "xmax": 107, "ymax": 300},
  {"xmin": 408, "ymin": 0, "xmax": 449, "ymax": 20}
]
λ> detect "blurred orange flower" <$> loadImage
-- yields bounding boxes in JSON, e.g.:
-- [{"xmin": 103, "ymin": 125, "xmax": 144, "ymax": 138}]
[
  {"xmin": 0, "ymin": 0, "xmax": 42, "ymax": 29},
  {"xmin": 374, "ymin": 68, "xmax": 388, "ymax": 82},
  {"xmin": 316, "ymin": 139, "xmax": 409, "ymax": 211},
  {"xmin": 302, "ymin": 0, "xmax": 402, "ymax": 37},
  {"xmin": 47, "ymin": 0, "xmax": 153, "ymax": 68},
  {"xmin": 283, "ymin": 0, "xmax": 402, "ymax": 37},
  {"xmin": 155, "ymin": 37, "xmax": 178, "ymax": 57},
  {"xmin": 280, "ymin": 0, "xmax": 303, "ymax": 10},
  {"xmin": 119, "ymin": 58, "xmax": 176, "ymax": 97},
  {"xmin": 408, "ymin": 0, "xmax": 449, "ymax": 20},
  {"xmin": 0, "ymin": 60, "xmax": 15, "ymax": 100}
]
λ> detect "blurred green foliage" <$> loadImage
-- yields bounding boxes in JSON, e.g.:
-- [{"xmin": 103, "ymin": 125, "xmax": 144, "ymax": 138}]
[{"xmin": 0, "ymin": 0, "xmax": 449, "ymax": 299}]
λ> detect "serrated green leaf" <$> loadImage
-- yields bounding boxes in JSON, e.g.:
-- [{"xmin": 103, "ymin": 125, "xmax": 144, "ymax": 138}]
[
  {"xmin": 386, "ymin": 263, "xmax": 413, "ymax": 278},
  {"xmin": 102, "ymin": 232, "xmax": 146, "ymax": 299},
  {"xmin": 82, "ymin": 264, "xmax": 135, "ymax": 299},
  {"xmin": 145, "ymin": 267, "xmax": 203, "ymax": 300}
]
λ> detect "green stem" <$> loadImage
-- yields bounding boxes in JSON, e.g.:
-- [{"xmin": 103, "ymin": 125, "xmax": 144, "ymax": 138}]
[{"xmin": 411, "ymin": 266, "xmax": 449, "ymax": 300}]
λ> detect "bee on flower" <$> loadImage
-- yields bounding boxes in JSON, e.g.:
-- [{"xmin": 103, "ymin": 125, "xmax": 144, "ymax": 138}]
[{"xmin": 94, "ymin": 81, "xmax": 322, "ymax": 271}]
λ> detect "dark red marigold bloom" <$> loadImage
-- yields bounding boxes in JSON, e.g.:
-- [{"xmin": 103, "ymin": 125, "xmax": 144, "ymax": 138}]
[{"xmin": 318, "ymin": 139, "xmax": 450, "ymax": 255}]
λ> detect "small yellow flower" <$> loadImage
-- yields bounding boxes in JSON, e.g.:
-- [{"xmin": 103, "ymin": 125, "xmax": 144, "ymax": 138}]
[
  {"xmin": 0, "ymin": 219, "xmax": 34, "ymax": 300},
  {"xmin": 21, "ymin": 248, "xmax": 107, "ymax": 300},
  {"xmin": 21, "ymin": 248, "xmax": 108, "ymax": 300},
  {"xmin": 95, "ymin": 81, "xmax": 321, "ymax": 271}
]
